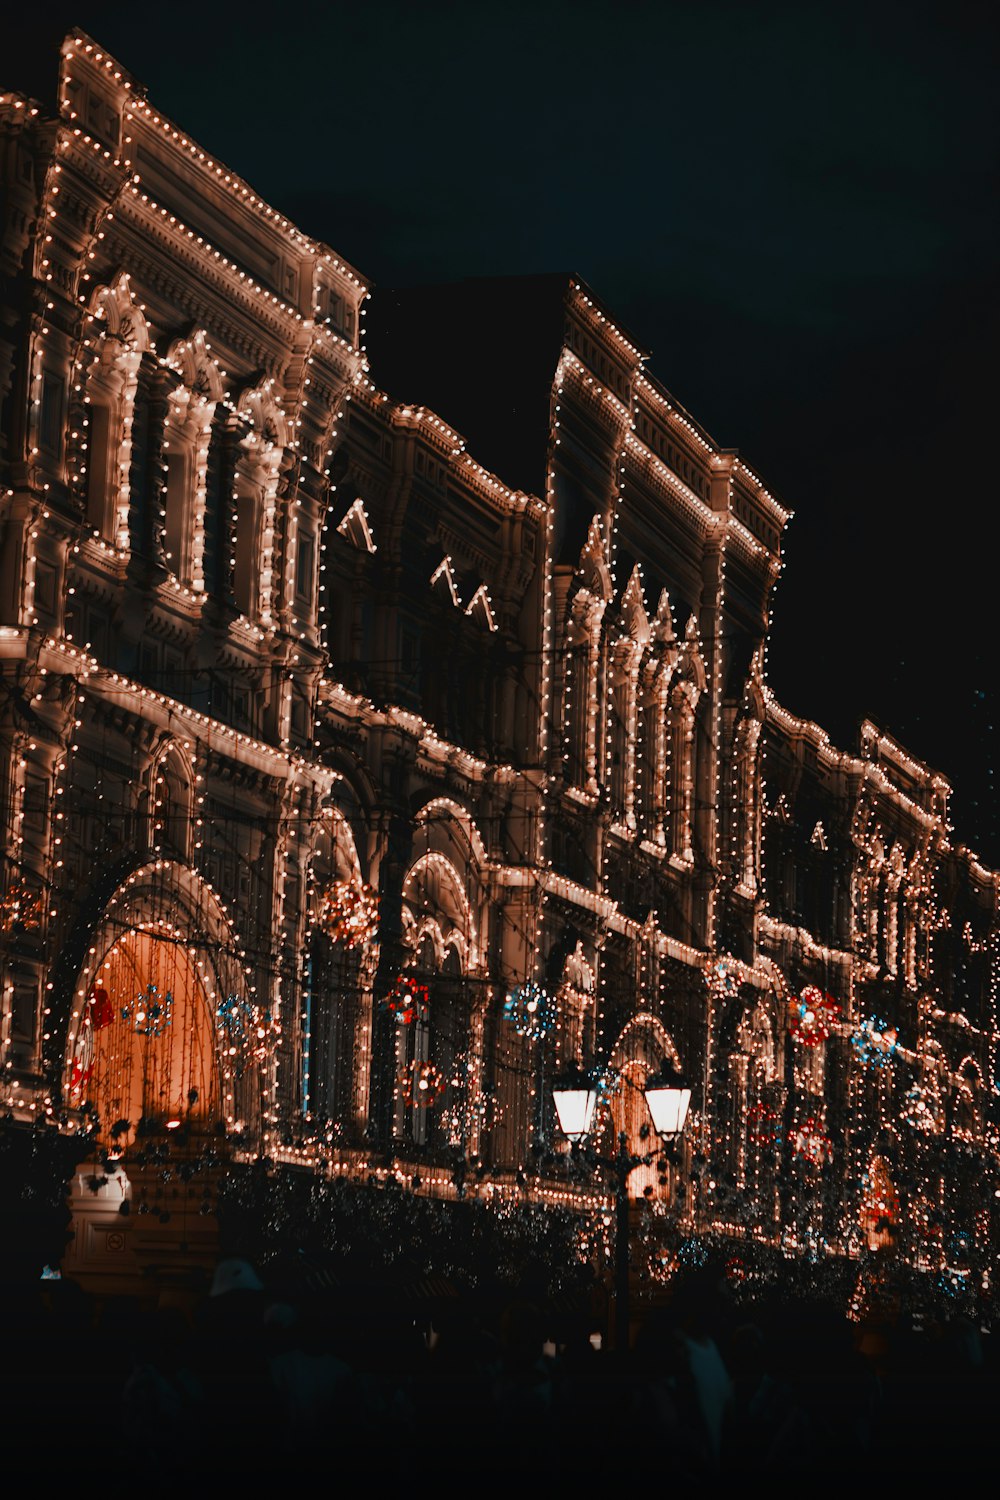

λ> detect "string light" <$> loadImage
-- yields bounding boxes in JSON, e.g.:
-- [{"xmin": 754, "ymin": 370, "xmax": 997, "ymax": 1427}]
[{"xmin": 1, "ymin": 32, "xmax": 998, "ymax": 1315}]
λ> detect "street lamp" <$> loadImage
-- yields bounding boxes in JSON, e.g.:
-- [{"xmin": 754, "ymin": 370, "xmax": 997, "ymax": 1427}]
[
  {"xmin": 642, "ymin": 1061, "xmax": 692, "ymax": 1141},
  {"xmin": 552, "ymin": 1059, "xmax": 691, "ymax": 1349},
  {"xmin": 551, "ymin": 1065, "xmax": 602, "ymax": 1143}
]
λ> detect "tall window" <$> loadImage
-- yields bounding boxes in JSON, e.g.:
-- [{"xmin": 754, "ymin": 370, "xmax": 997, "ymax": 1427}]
[
  {"xmin": 397, "ymin": 937, "xmax": 467, "ymax": 1149},
  {"xmin": 668, "ymin": 681, "xmax": 697, "ymax": 863}
]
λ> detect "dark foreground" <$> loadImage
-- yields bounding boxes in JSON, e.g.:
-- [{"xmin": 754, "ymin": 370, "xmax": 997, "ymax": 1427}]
[{"xmin": 3, "ymin": 1263, "xmax": 996, "ymax": 1481}]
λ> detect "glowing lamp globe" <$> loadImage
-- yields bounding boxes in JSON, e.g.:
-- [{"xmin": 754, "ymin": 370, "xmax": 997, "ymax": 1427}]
[
  {"xmin": 643, "ymin": 1063, "xmax": 692, "ymax": 1140},
  {"xmin": 552, "ymin": 1069, "xmax": 601, "ymax": 1142}
]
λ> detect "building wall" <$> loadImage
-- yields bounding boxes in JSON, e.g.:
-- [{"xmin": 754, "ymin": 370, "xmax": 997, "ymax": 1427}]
[{"xmin": 1, "ymin": 32, "xmax": 997, "ymax": 1286}]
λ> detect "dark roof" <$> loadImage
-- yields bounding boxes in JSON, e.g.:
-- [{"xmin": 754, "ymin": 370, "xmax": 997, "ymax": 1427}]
[{"xmin": 365, "ymin": 273, "xmax": 573, "ymax": 496}]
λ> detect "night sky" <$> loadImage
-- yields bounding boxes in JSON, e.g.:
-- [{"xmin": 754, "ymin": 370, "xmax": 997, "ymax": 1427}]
[{"xmin": 5, "ymin": 2, "xmax": 999, "ymax": 858}]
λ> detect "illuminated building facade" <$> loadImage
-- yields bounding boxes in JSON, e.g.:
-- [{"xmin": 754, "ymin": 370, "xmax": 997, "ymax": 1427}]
[{"xmin": 1, "ymin": 32, "xmax": 997, "ymax": 1298}]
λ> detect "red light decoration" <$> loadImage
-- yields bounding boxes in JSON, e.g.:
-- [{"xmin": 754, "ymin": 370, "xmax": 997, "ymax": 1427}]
[
  {"xmin": 747, "ymin": 1100, "xmax": 781, "ymax": 1148},
  {"xmin": 790, "ymin": 985, "xmax": 840, "ymax": 1046},
  {"xmin": 792, "ymin": 1115, "xmax": 833, "ymax": 1166},
  {"xmin": 384, "ymin": 976, "xmax": 429, "ymax": 1025}
]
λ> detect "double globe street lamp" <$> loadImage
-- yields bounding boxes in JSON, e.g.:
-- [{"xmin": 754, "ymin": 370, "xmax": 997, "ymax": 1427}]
[{"xmin": 552, "ymin": 1061, "xmax": 692, "ymax": 1348}]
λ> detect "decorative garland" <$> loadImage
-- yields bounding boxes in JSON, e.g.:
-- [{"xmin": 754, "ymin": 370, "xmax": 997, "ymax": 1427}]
[
  {"xmin": 902, "ymin": 1085, "xmax": 938, "ymax": 1132},
  {"xmin": 502, "ymin": 980, "xmax": 556, "ymax": 1041},
  {"xmin": 248, "ymin": 1007, "xmax": 281, "ymax": 1063},
  {"xmin": 215, "ymin": 993, "xmax": 280, "ymax": 1068},
  {"xmin": 216, "ymin": 992, "xmax": 254, "ymax": 1052},
  {"xmin": 0, "ymin": 877, "xmax": 43, "ymax": 933}
]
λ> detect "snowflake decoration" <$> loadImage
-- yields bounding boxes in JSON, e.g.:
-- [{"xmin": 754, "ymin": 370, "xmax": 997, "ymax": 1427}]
[
  {"xmin": 502, "ymin": 981, "xmax": 556, "ymax": 1041},
  {"xmin": 121, "ymin": 984, "xmax": 173, "ymax": 1037}
]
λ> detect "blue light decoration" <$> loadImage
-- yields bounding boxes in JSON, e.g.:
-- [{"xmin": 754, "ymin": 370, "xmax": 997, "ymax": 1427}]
[
  {"xmin": 215, "ymin": 993, "xmax": 280, "ymax": 1074},
  {"xmin": 121, "ymin": 984, "xmax": 173, "ymax": 1036},
  {"xmin": 937, "ymin": 1266, "xmax": 968, "ymax": 1301},
  {"xmin": 597, "ymin": 1068, "xmax": 622, "ymax": 1103},
  {"xmin": 502, "ymin": 980, "xmax": 556, "ymax": 1041},
  {"xmin": 852, "ymin": 1016, "xmax": 898, "ymax": 1069},
  {"xmin": 216, "ymin": 992, "xmax": 254, "ymax": 1049},
  {"xmin": 677, "ymin": 1237, "xmax": 709, "ymax": 1268}
]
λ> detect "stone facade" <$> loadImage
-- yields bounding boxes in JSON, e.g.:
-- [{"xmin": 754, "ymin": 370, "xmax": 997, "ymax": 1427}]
[{"xmin": 1, "ymin": 31, "xmax": 997, "ymax": 1293}]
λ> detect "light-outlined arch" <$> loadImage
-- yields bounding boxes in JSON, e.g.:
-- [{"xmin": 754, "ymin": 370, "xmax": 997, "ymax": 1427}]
[
  {"xmin": 147, "ymin": 736, "xmax": 195, "ymax": 863},
  {"xmin": 63, "ymin": 859, "xmax": 265, "ymax": 1146},
  {"xmin": 408, "ymin": 797, "xmax": 489, "ymax": 973},
  {"xmin": 402, "ymin": 852, "xmax": 476, "ymax": 971},
  {"xmin": 605, "ymin": 1013, "xmax": 684, "ymax": 1202}
]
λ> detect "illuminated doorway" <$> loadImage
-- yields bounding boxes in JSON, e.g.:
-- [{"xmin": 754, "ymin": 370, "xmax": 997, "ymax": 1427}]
[{"xmin": 68, "ymin": 922, "xmax": 221, "ymax": 1142}]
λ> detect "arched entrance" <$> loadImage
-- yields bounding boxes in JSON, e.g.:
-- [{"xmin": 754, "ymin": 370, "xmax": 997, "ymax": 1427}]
[
  {"xmin": 60, "ymin": 861, "xmax": 265, "ymax": 1295},
  {"xmin": 68, "ymin": 924, "xmax": 221, "ymax": 1140}
]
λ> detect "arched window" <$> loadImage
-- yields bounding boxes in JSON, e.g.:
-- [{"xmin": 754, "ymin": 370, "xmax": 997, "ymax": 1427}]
[
  {"xmin": 308, "ymin": 926, "xmax": 361, "ymax": 1129},
  {"xmin": 668, "ymin": 679, "xmax": 698, "ymax": 863},
  {"xmin": 734, "ymin": 715, "xmax": 762, "ymax": 894},
  {"xmin": 78, "ymin": 275, "xmax": 149, "ymax": 547},
  {"xmin": 607, "ymin": 568, "xmax": 648, "ymax": 827},
  {"xmin": 563, "ymin": 518, "xmax": 611, "ymax": 793},
  {"xmin": 149, "ymin": 744, "xmax": 193, "ymax": 862},
  {"xmin": 395, "ymin": 933, "xmax": 469, "ymax": 1150},
  {"xmin": 162, "ymin": 331, "xmax": 224, "ymax": 589},
  {"xmin": 233, "ymin": 384, "xmax": 286, "ymax": 623},
  {"xmin": 729, "ymin": 1002, "xmax": 780, "ymax": 1222}
]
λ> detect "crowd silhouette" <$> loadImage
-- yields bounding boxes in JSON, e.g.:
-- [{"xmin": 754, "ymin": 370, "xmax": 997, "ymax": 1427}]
[{"xmin": 5, "ymin": 1256, "xmax": 996, "ymax": 1482}]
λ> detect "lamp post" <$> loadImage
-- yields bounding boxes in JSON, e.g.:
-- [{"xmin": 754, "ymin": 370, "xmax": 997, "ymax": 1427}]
[{"xmin": 552, "ymin": 1061, "xmax": 691, "ymax": 1350}]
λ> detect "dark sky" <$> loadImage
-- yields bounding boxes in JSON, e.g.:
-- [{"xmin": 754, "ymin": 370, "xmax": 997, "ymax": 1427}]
[{"xmin": 5, "ymin": 2, "xmax": 999, "ymax": 858}]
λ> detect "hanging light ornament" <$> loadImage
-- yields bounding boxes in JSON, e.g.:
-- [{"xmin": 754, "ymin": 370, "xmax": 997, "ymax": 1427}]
[
  {"xmin": 902, "ymin": 1084, "xmax": 938, "ymax": 1132},
  {"xmin": 248, "ymin": 1006, "xmax": 281, "ymax": 1063},
  {"xmin": 215, "ymin": 993, "xmax": 279, "ymax": 1066},
  {"xmin": 502, "ymin": 980, "xmax": 556, "ymax": 1040},
  {"xmin": 790, "ymin": 985, "xmax": 840, "ymax": 1046},
  {"xmin": 316, "ymin": 878, "xmax": 379, "ymax": 948},
  {"xmin": 216, "ymin": 993, "xmax": 254, "ymax": 1056},
  {"xmin": 0, "ymin": 877, "xmax": 43, "ymax": 933},
  {"xmin": 747, "ymin": 1099, "xmax": 782, "ymax": 1148},
  {"xmin": 401, "ymin": 1059, "xmax": 447, "ymax": 1109},
  {"xmin": 383, "ymin": 975, "xmax": 429, "ymax": 1025},
  {"xmin": 121, "ymin": 984, "xmax": 173, "ymax": 1037},
  {"xmin": 792, "ymin": 1115, "xmax": 833, "ymax": 1166},
  {"xmin": 852, "ymin": 1016, "xmax": 898, "ymax": 1069}
]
